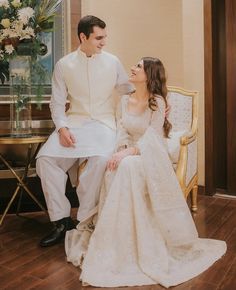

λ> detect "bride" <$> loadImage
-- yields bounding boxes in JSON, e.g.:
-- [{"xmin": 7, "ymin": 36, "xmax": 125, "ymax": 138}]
[{"xmin": 65, "ymin": 57, "xmax": 226, "ymax": 288}]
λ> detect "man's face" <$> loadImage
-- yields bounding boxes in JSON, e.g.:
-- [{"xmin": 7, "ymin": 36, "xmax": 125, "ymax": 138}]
[{"xmin": 80, "ymin": 26, "xmax": 107, "ymax": 56}]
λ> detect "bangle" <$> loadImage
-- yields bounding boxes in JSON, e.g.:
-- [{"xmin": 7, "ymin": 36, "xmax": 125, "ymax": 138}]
[{"xmin": 117, "ymin": 145, "xmax": 127, "ymax": 152}]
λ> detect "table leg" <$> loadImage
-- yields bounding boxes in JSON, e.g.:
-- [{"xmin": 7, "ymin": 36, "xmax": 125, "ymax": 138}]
[
  {"xmin": 16, "ymin": 144, "xmax": 33, "ymax": 214},
  {"xmin": 0, "ymin": 153, "xmax": 48, "ymax": 224}
]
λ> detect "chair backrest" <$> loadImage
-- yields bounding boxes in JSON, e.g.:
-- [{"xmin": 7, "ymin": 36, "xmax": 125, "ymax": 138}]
[
  {"xmin": 167, "ymin": 86, "xmax": 198, "ymax": 133},
  {"xmin": 166, "ymin": 86, "xmax": 198, "ymax": 165}
]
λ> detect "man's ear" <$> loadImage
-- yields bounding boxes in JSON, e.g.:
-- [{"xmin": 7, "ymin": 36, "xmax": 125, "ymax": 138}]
[{"xmin": 80, "ymin": 32, "xmax": 87, "ymax": 42}]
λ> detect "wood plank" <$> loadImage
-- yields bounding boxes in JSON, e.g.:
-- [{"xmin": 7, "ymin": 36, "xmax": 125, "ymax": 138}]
[
  {"xmin": 0, "ymin": 248, "xmax": 64, "ymax": 288},
  {"xmin": 174, "ymin": 278, "xmax": 218, "ymax": 290},
  {"xmin": 226, "ymin": 227, "xmax": 236, "ymax": 252},
  {"xmin": 29, "ymin": 251, "xmax": 67, "ymax": 280},
  {"xmin": 3, "ymin": 275, "xmax": 42, "ymax": 290},
  {"xmin": 192, "ymin": 197, "xmax": 229, "ymax": 237},
  {"xmin": 205, "ymin": 199, "xmax": 235, "ymax": 238},
  {"xmin": 218, "ymin": 257, "xmax": 236, "ymax": 290},
  {"xmin": 195, "ymin": 249, "xmax": 234, "ymax": 285},
  {"xmin": 212, "ymin": 208, "xmax": 236, "ymax": 241},
  {"xmin": 0, "ymin": 195, "xmax": 235, "ymax": 290},
  {"xmin": 30, "ymin": 267, "xmax": 79, "ymax": 290}
]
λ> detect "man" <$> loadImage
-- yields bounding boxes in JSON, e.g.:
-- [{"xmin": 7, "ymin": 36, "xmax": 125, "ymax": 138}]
[{"xmin": 36, "ymin": 15, "xmax": 133, "ymax": 247}]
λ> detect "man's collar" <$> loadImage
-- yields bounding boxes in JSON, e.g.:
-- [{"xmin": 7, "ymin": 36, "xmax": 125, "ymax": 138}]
[{"xmin": 77, "ymin": 47, "xmax": 99, "ymax": 58}]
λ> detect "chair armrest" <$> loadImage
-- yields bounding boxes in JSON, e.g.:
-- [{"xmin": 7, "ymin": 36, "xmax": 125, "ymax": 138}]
[
  {"xmin": 180, "ymin": 130, "xmax": 197, "ymax": 145},
  {"xmin": 177, "ymin": 133, "xmax": 197, "ymax": 189}
]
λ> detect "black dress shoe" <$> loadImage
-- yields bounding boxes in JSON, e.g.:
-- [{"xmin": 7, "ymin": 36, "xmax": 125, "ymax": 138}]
[{"xmin": 40, "ymin": 217, "xmax": 76, "ymax": 247}]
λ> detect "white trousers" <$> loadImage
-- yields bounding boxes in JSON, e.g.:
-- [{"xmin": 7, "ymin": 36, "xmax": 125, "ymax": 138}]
[{"xmin": 36, "ymin": 155, "xmax": 108, "ymax": 222}]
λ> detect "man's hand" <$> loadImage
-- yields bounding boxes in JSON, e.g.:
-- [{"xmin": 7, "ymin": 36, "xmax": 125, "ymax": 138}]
[
  {"xmin": 165, "ymin": 104, "xmax": 171, "ymax": 118},
  {"xmin": 58, "ymin": 127, "xmax": 76, "ymax": 147}
]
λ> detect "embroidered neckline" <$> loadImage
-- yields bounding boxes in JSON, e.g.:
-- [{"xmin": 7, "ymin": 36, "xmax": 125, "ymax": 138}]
[{"xmin": 124, "ymin": 95, "xmax": 150, "ymax": 117}]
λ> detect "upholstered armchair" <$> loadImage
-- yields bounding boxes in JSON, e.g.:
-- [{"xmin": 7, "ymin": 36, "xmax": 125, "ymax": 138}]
[
  {"xmin": 76, "ymin": 86, "xmax": 198, "ymax": 211},
  {"xmin": 166, "ymin": 86, "xmax": 198, "ymax": 211}
]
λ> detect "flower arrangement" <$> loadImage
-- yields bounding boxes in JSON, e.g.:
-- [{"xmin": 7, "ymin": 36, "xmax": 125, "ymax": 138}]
[
  {"xmin": 0, "ymin": 0, "xmax": 62, "ymax": 58},
  {"xmin": 0, "ymin": 0, "xmax": 62, "ymax": 84}
]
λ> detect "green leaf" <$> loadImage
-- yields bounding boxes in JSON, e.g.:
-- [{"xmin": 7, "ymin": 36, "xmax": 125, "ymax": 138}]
[{"xmin": 34, "ymin": 0, "xmax": 62, "ymax": 32}]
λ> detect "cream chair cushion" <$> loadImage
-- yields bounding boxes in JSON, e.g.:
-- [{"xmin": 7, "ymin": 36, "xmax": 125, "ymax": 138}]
[
  {"xmin": 166, "ymin": 86, "xmax": 198, "ymax": 212},
  {"xmin": 167, "ymin": 130, "xmax": 186, "ymax": 164}
]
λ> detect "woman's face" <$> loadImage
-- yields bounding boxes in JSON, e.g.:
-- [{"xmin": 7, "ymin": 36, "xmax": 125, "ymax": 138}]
[{"xmin": 129, "ymin": 60, "xmax": 147, "ymax": 84}]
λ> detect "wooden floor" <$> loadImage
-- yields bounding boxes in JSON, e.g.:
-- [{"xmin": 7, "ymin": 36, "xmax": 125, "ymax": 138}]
[{"xmin": 0, "ymin": 194, "xmax": 235, "ymax": 290}]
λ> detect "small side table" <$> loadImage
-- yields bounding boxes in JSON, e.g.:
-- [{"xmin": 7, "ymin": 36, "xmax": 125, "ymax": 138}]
[{"xmin": 0, "ymin": 134, "xmax": 49, "ymax": 225}]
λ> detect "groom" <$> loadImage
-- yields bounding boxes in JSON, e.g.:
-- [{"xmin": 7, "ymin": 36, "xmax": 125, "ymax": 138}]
[{"xmin": 36, "ymin": 15, "xmax": 134, "ymax": 247}]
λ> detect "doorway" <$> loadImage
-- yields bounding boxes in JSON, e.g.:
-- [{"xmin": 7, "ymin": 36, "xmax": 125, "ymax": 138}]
[{"xmin": 204, "ymin": 0, "xmax": 236, "ymax": 196}]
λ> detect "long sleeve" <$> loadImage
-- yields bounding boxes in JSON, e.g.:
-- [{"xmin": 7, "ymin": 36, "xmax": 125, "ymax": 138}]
[
  {"xmin": 136, "ymin": 97, "xmax": 166, "ymax": 151},
  {"xmin": 49, "ymin": 61, "xmax": 68, "ymax": 131},
  {"xmin": 114, "ymin": 59, "xmax": 135, "ymax": 95}
]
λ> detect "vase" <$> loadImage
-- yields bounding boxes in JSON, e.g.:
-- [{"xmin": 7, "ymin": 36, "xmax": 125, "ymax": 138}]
[{"xmin": 9, "ymin": 56, "xmax": 32, "ymax": 137}]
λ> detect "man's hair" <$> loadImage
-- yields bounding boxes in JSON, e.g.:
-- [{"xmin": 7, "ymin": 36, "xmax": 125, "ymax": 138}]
[{"xmin": 77, "ymin": 15, "xmax": 106, "ymax": 41}]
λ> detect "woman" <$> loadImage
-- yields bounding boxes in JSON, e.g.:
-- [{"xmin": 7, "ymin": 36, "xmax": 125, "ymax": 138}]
[{"xmin": 65, "ymin": 57, "xmax": 226, "ymax": 288}]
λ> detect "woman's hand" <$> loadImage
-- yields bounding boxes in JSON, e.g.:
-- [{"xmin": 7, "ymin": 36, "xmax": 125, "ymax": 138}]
[
  {"xmin": 58, "ymin": 127, "xmax": 76, "ymax": 147},
  {"xmin": 107, "ymin": 147, "xmax": 138, "ymax": 171}
]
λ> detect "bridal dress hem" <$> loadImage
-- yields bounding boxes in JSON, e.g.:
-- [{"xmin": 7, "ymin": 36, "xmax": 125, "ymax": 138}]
[{"xmin": 65, "ymin": 96, "xmax": 226, "ymax": 288}]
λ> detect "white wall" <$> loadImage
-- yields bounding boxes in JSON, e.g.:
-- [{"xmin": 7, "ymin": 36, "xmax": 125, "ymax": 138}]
[{"xmin": 182, "ymin": 0, "xmax": 204, "ymax": 185}]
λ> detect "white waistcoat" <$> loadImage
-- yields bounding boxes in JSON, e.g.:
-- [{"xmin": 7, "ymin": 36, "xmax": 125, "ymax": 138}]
[{"xmin": 59, "ymin": 49, "xmax": 127, "ymax": 130}]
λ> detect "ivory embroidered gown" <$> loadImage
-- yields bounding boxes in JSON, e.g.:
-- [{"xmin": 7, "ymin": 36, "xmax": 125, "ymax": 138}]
[{"xmin": 65, "ymin": 95, "xmax": 227, "ymax": 288}]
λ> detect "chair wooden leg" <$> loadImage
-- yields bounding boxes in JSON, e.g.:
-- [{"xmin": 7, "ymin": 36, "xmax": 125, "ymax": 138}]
[
  {"xmin": 76, "ymin": 159, "xmax": 88, "ymax": 187},
  {"xmin": 191, "ymin": 184, "xmax": 198, "ymax": 212}
]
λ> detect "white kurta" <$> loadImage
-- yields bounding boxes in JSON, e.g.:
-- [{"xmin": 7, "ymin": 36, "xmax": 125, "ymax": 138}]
[
  {"xmin": 37, "ymin": 121, "xmax": 116, "ymax": 158},
  {"xmin": 37, "ymin": 48, "xmax": 134, "ymax": 159},
  {"xmin": 36, "ymin": 49, "xmax": 134, "ymax": 221}
]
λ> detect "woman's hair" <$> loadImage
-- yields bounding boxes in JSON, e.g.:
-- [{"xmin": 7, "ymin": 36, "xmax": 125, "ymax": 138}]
[
  {"xmin": 142, "ymin": 57, "xmax": 172, "ymax": 138},
  {"xmin": 77, "ymin": 15, "xmax": 106, "ymax": 41}
]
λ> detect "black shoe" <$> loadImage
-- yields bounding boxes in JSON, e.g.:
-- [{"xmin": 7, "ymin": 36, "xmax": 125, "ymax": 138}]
[{"xmin": 40, "ymin": 217, "xmax": 76, "ymax": 247}]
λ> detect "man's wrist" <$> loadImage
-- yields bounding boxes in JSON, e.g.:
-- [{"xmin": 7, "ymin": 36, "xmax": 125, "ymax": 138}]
[{"xmin": 58, "ymin": 127, "xmax": 68, "ymax": 133}]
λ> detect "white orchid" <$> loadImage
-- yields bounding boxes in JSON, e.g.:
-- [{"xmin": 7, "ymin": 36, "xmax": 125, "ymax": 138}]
[
  {"xmin": 0, "ymin": 0, "xmax": 62, "ymax": 100},
  {"xmin": 0, "ymin": 0, "xmax": 9, "ymax": 8},
  {"xmin": 1, "ymin": 26, "xmax": 19, "ymax": 38},
  {"xmin": 17, "ymin": 7, "xmax": 35, "ymax": 25},
  {"xmin": 20, "ymin": 27, "xmax": 35, "ymax": 39},
  {"xmin": 0, "ymin": 0, "xmax": 62, "ymax": 60},
  {"xmin": 4, "ymin": 44, "xmax": 15, "ymax": 54}
]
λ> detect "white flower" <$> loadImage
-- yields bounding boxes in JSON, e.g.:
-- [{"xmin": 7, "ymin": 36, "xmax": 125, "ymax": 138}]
[
  {"xmin": 1, "ymin": 26, "xmax": 19, "ymax": 39},
  {"xmin": 1, "ymin": 18, "xmax": 11, "ymax": 28},
  {"xmin": 12, "ymin": 19, "xmax": 23, "ymax": 30},
  {"xmin": 4, "ymin": 44, "xmax": 15, "ymax": 54},
  {"xmin": 11, "ymin": 0, "xmax": 21, "ymax": 8},
  {"xmin": 18, "ymin": 7, "xmax": 35, "ymax": 25},
  {"xmin": 11, "ymin": 19, "xmax": 24, "ymax": 37},
  {"xmin": 20, "ymin": 27, "xmax": 35, "ymax": 40},
  {"xmin": 0, "ymin": 0, "xmax": 9, "ymax": 8}
]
